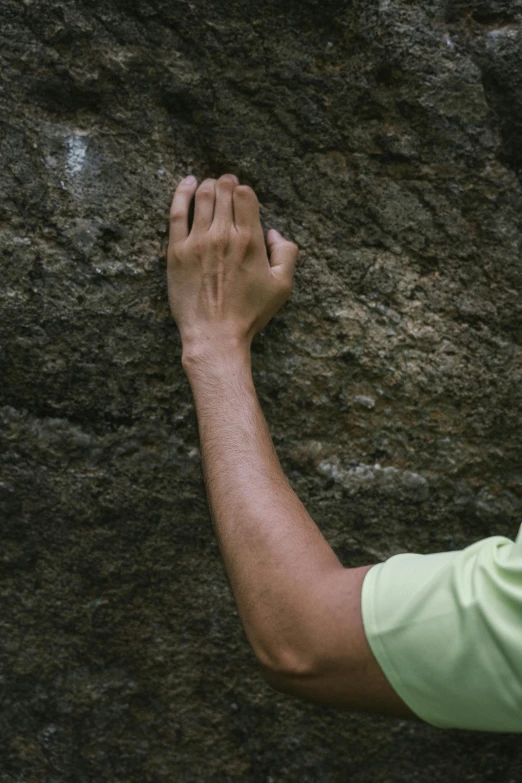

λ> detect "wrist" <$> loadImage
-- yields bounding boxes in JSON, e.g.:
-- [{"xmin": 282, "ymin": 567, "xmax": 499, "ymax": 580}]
[{"xmin": 181, "ymin": 336, "xmax": 252, "ymax": 378}]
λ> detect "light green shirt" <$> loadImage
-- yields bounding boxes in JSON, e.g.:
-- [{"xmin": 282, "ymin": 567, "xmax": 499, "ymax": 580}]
[{"xmin": 361, "ymin": 524, "xmax": 522, "ymax": 732}]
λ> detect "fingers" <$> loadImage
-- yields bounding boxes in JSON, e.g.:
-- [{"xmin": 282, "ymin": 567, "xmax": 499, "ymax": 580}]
[
  {"xmin": 191, "ymin": 177, "xmax": 219, "ymax": 233},
  {"xmin": 233, "ymin": 185, "xmax": 260, "ymax": 233},
  {"xmin": 213, "ymin": 174, "xmax": 239, "ymax": 229},
  {"xmin": 171, "ymin": 175, "xmax": 263, "ymax": 243},
  {"xmin": 266, "ymin": 229, "xmax": 299, "ymax": 289},
  {"xmin": 169, "ymin": 175, "xmax": 198, "ymax": 244}
]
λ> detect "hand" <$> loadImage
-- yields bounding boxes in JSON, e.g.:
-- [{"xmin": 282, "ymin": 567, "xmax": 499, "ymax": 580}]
[{"xmin": 167, "ymin": 174, "xmax": 298, "ymax": 358}]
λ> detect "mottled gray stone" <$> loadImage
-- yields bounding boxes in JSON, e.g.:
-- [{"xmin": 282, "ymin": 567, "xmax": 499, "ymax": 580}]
[{"xmin": 1, "ymin": 1, "xmax": 522, "ymax": 781}]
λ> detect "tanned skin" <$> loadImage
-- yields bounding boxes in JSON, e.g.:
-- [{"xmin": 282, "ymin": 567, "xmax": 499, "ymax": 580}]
[{"xmin": 167, "ymin": 173, "xmax": 416, "ymax": 720}]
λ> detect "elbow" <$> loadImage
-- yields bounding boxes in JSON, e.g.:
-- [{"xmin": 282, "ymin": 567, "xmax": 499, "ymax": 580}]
[
  {"xmin": 260, "ymin": 665, "xmax": 303, "ymax": 696},
  {"xmin": 255, "ymin": 644, "xmax": 317, "ymax": 694}
]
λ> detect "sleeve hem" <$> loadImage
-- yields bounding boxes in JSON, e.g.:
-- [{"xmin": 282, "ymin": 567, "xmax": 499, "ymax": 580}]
[{"xmin": 361, "ymin": 562, "xmax": 449, "ymax": 729}]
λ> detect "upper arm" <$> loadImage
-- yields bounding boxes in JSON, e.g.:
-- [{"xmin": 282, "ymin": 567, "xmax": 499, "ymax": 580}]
[
  {"xmin": 260, "ymin": 564, "xmax": 418, "ymax": 721},
  {"xmin": 263, "ymin": 534, "xmax": 522, "ymax": 733},
  {"xmin": 356, "ymin": 539, "xmax": 522, "ymax": 732}
]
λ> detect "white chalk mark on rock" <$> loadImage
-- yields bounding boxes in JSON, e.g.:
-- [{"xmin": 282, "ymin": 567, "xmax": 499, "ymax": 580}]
[{"xmin": 65, "ymin": 135, "xmax": 88, "ymax": 179}]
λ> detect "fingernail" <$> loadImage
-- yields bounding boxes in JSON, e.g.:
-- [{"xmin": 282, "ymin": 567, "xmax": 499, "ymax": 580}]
[{"xmin": 183, "ymin": 175, "xmax": 197, "ymax": 184}]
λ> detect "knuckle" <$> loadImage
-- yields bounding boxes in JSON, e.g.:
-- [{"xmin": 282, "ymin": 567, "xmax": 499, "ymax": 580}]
[
  {"xmin": 210, "ymin": 229, "xmax": 229, "ymax": 249},
  {"xmin": 169, "ymin": 208, "xmax": 185, "ymax": 222},
  {"xmin": 219, "ymin": 173, "xmax": 238, "ymax": 186},
  {"xmin": 235, "ymin": 184, "xmax": 256, "ymax": 199},
  {"xmin": 234, "ymin": 227, "xmax": 251, "ymax": 248},
  {"xmin": 193, "ymin": 237, "xmax": 207, "ymax": 254},
  {"xmin": 168, "ymin": 242, "xmax": 185, "ymax": 262},
  {"xmin": 197, "ymin": 178, "xmax": 216, "ymax": 194}
]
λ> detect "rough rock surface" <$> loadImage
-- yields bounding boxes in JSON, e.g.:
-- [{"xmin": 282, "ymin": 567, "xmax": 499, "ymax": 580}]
[{"xmin": 1, "ymin": 0, "xmax": 522, "ymax": 780}]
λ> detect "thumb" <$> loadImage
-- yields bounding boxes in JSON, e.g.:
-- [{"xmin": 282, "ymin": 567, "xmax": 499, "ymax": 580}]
[{"xmin": 266, "ymin": 228, "xmax": 298, "ymax": 284}]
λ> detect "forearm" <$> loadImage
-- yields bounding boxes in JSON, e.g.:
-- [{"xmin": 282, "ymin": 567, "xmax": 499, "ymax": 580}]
[
  {"xmin": 182, "ymin": 342, "xmax": 343, "ymax": 673},
  {"xmin": 167, "ymin": 176, "xmax": 415, "ymax": 717}
]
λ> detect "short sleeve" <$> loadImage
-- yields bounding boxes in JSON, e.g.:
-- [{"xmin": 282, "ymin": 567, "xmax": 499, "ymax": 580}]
[{"xmin": 361, "ymin": 526, "xmax": 522, "ymax": 732}]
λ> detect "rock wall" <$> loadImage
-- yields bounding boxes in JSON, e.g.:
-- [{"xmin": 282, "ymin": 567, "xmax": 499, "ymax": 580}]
[{"xmin": 1, "ymin": 1, "xmax": 521, "ymax": 780}]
